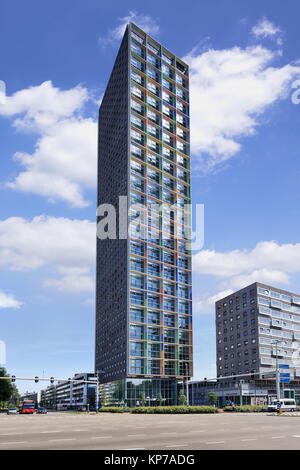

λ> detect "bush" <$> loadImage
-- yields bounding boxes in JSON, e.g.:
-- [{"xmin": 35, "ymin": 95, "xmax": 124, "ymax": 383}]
[
  {"xmin": 131, "ymin": 406, "xmax": 219, "ymax": 414},
  {"xmin": 223, "ymin": 405, "xmax": 265, "ymax": 413},
  {"xmin": 98, "ymin": 407, "xmax": 128, "ymax": 413}
]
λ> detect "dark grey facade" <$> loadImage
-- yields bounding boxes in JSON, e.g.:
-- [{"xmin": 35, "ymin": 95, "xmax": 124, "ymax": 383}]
[
  {"xmin": 216, "ymin": 282, "xmax": 300, "ymax": 380},
  {"xmin": 95, "ymin": 26, "xmax": 129, "ymax": 382},
  {"xmin": 96, "ymin": 22, "xmax": 193, "ymax": 392}
]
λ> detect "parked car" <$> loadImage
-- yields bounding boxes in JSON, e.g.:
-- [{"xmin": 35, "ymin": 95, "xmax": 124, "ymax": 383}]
[
  {"xmin": 7, "ymin": 407, "xmax": 18, "ymax": 415},
  {"xmin": 36, "ymin": 406, "xmax": 47, "ymax": 414}
]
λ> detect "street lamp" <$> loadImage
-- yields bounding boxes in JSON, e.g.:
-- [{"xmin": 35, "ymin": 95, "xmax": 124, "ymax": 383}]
[
  {"xmin": 184, "ymin": 362, "xmax": 189, "ymax": 406},
  {"xmin": 271, "ymin": 339, "xmax": 282, "ymax": 402}
]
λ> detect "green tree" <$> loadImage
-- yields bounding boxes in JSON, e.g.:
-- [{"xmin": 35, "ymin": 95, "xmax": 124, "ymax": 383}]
[
  {"xmin": 0, "ymin": 367, "xmax": 18, "ymax": 405},
  {"xmin": 139, "ymin": 392, "xmax": 146, "ymax": 406},
  {"xmin": 207, "ymin": 391, "xmax": 217, "ymax": 407},
  {"xmin": 102, "ymin": 391, "xmax": 109, "ymax": 407},
  {"xmin": 178, "ymin": 389, "xmax": 187, "ymax": 405},
  {"xmin": 157, "ymin": 392, "xmax": 163, "ymax": 406}
]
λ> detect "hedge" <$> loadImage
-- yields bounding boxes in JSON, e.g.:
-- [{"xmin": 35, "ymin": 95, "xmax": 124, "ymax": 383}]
[
  {"xmin": 130, "ymin": 406, "xmax": 219, "ymax": 414},
  {"xmin": 223, "ymin": 405, "xmax": 265, "ymax": 413},
  {"xmin": 98, "ymin": 407, "xmax": 128, "ymax": 413}
]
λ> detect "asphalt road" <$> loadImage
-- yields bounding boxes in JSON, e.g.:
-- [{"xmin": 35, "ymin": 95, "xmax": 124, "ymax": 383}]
[{"xmin": 1, "ymin": 411, "xmax": 300, "ymax": 450}]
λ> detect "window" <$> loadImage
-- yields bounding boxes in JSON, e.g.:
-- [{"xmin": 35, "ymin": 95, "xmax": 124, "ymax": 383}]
[
  {"xmin": 148, "ymin": 326, "xmax": 160, "ymax": 341},
  {"xmin": 148, "ymin": 343, "xmax": 160, "ymax": 358},
  {"xmin": 130, "ymin": 358, "xmax": 144, "ymax": 374},
  {"xmin": 148, "ymin": 294, "xmax": 160, "ymax": 309},
  {"xmin": 130, "ymin": 341, "xmax": 143, "ymax": 357},
  {"xmin": 148, "ymin": 310, "xmax": 160, "ymax": 325},
  {"xmin": 130, "ymin": 308, "xmax": 144, "ymax": 323},
  {"xmin": 130, "ymin": 325, "xmax": 144, "ymax": 340},
  {"xmin": 164, "ymin": 314, "xmax": 175, "ymax": 327},
  {"xmin": 130, "ymin": 291, "xmax": 144, "ymax": 306}
]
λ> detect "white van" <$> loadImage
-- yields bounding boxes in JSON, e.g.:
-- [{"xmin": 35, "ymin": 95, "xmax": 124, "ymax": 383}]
[{"xmin": 268, "ymin": 399, "xmax": 296, "ymax": 412}]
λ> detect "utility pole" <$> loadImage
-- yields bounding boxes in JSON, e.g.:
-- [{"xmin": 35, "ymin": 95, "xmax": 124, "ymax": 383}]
[
  {"xmin": 95, "ymin": 369, "xmax": 99, "ymax": 413},
  {"xmin": 185, "ymin": 363, "xmax": 189, "ymax": 406},
  {"xmin": 272, "ymin": 340, "xmax": 281, "ymax": 402}
]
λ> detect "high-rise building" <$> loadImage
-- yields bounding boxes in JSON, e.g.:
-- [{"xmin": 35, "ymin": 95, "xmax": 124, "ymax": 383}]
[
  {"xmin": 96, "ymin": 23, "xmax": 193, "ymax": 406},
  {"xmin": 216, "ymin": 282, "xmax": 300, "ymax": 380}
]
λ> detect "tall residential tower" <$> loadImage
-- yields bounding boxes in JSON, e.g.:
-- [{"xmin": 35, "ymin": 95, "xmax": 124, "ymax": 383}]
[{"xmin": 96, "ymin": 23, "xmax": 192, "ymax": 406}]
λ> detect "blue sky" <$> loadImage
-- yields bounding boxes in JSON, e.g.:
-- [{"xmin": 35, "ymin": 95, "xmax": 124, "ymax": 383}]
[{"xmin": 0, "ymin": 0, "xmax": 300, "ymax": 393}]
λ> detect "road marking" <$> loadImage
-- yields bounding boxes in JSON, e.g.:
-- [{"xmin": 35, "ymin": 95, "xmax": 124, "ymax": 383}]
[
  {"xmin": 206, "ymin": 441, "xmax": 225, "ymax": 445},
  {"xmin": 41, "ymin": 430, "xmax": 61, "ymax": 434},
  {"xmin": 0, "ymin": 432, "xmax": 25, "ymax": 436},
  {"xmin": 160, "ymin": 432, "xmax": 178, "ymax": 435},
  {"xmin": 91, "ymin": 436, "xmax": 113, "ymax": 439},
  {"xmin": 292, "ymin": 435, "xmax": 300, "ymax": 438},
  {"xmin": 271, "ymin": 436, "xmax": 285, "ymax": 439},
  {"xmin": 122, "ymin": 448, "xmax": 146, "ymax": 450},
  {"xmin": 165, "ymin": 444, "xmax": 188, "ymax": 448},
  {"xmin": 0, "ymin": 441, "xmax": 27, "ymax": 445},
  {"xmin": 48, "ymin": 438, "xmax": 76, "ymax": 442},
  {"xmin": 240, "ymin": 438, "xmax": 257, "ymax": 442},
  {"xmin": 128, "ymin": 434, "xmax": 146, "ymax": 437},
  {"xmin": 188, "ymin": 430, "xmax": 204, "ymax": 433}
]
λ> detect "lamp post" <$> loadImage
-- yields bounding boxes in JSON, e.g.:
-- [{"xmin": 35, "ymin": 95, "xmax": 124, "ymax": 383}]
[
  {"xmin": 185, "ymin": 362, "xmax": 189, "ymax": 406},
  {"xmin": 271, "ymin": 340, "xmax": 282, "ymax": 402}
]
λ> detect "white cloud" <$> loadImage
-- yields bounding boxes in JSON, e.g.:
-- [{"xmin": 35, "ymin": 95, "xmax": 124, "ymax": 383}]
[
  {"xmin": 193, "ymin": 241, "xmax": 300, "ymax": 314},
  {"xmin": 194, "ymin": 289, "xmax": 233, "ymax": 314},
  {"xmin": 99, "ymin": 11, "xmax": 159, "ymax": 48},
  {"xmin": 0, "ymin": 215, "xmax": 96, "ymax": 293},
  {"xmin": 0, "ymin": 81, "xmax": 97, "ymax": 207},
  {"xmin": 0, "ymin": 291, "xmax": 22, "ymax": 309},
  {"xmin": 228, "ymin": 269, "xmax": 290, "ymax": 290},
  {"xmin": 43, "ymin": 274, "xmax": 94, "ymax": 293},
  {"xmin": 252, "ymin": 17, "xmax": 282, "ymax": 41},
  {"xmin": 193, "ymin": 241, "xmax": 300, "ymax": 279},
  {"xmin": 184, "ymin": 45, "xmax": 300, "ymax": 172},
  {"xmin": 192, "ymin": 239, "xmax": 300, "ymax": 315}
]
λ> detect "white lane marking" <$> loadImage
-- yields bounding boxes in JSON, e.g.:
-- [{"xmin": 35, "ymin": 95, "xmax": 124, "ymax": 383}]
[
  {"xmin": 128, "ymin": 434, "xmax": 146, "ymax": 437},
  {"xmin": 73, "ymin": 429, "xmax": 89, "ymax": 432},
  {"xmin": 40, "ymin": 430, "xmax": 61, "ymax": 434},
  {"xmin": 188, "ymin": 430, "xmax": 204, "ymax": 433},
  {"xmin": 91, "ymin": 436, "xmax": 113, "ymax": 439},
  {"xmin": 206, "ymin": 441, "xmax": 225, "ymax": 445},
  {"xmin": 48, "ymin": 438, "xmax": 76, "ymax": 442},
  {"xmin": 122, "ymin": 448, "xmax": 145, "ymax": 450},
  {"xmin": 0, "ymin": 433, "xmax": 25, "ymax": 436},
  {"xmin": 160, "ymin": 432, "xmax": 178, "ymax": 435},
  {"xmin": 0, "ymin": 441, "xmax": 27, "ymax": 445},
  {"xmin": 165, "ymin": 444, "xmax": 188, "ymax": 448},
  {"xmin": 241, "ymin": 438, "xmax": 257, "ymax": 442},
  {"xmin": 292, "ymin": 435, "xmax": 300, "ymax": 438},
  {"xmin": 272, "ymin": 436, "xmax": 285, "ymax": 439}
]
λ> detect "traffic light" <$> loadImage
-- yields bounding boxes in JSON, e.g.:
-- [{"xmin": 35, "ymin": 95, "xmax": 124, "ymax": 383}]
[
  {"xmin": 35, "ymin": 376, "xmax": 39, "ymax": 383},
  {"xmin": 50, "ymin": 377, "xmax": 54, "ymax": 384},
  {"xmin": 11, "ymin": 375, "xmax": 16, "ymax": 382}
]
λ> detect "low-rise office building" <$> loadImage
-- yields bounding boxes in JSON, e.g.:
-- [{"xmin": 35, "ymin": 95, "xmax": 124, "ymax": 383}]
[
  {"xmin": 188, "ymin": 378, "xmax": 300, "ymax": 407},
  {"xmin": 40, "ymin": 373, "xmax": 96, "ymax": 409},
  {"xmin": 40, "ymin": 385, "xmax": 56, "ymax": 408}
]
